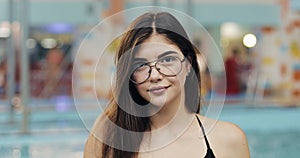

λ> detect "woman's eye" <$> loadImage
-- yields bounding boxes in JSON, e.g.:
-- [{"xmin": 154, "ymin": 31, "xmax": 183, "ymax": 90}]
[
  {"xmin": 133, "ymin": 63, "xmax": 148, "ymax": 71},
  {"xmin": 160, "ymin": 56, "xmax": 176, "ymax": 63},
  {"xmin": 137, "ymin": 63, "xmax": 147, "ymax": 68}
]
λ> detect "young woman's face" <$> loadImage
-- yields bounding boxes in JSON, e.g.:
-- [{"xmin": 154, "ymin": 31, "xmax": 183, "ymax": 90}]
[{"xmin": 132, "ymin": 34, "xmax": 190, "ymax": 107}]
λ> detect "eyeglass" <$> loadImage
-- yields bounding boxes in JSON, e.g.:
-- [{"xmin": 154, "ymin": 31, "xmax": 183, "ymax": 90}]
[{"xmin": 129, "ymin": 55, "xmax": 186, "ymax": 84}]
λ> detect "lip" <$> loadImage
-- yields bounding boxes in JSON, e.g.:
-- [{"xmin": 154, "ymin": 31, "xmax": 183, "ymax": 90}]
[{"xmin": 147, "ymin": 85, "xmax": 171, "ymax": 94}]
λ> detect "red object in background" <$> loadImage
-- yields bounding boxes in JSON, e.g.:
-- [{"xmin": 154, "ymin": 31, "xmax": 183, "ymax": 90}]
[
  {"xmin": 292, "ymin": 89, "xmax": 300, "ymax": 97},
  {"xmin": 293, "ymin": 70, "xmax": 300, "ymax": 81},
  {"xmin": 261, "ymin": 26, "xmax": 275, "ymax": 34},
  {"xmin": 280, "ymin": 64, "xmax": 287, "ymax": 76},
  {"xmin": 225, "ymin": 55, "xmax": 241, "ymax": 95}
]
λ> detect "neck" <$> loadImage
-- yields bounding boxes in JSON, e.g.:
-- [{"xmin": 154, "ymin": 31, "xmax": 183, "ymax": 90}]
[
  {"xmin": 149, "ymin": 94, "xmax": 192, "ymax": 130},
  {"xmin": 140, "ymin": 95, "xmax": 195, "ymax": 152}
]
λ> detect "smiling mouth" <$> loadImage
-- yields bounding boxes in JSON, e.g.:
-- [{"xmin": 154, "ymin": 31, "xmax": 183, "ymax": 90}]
[{"xmin": 147, "ymin": 85, "xmax": 171, "ymax": 93}]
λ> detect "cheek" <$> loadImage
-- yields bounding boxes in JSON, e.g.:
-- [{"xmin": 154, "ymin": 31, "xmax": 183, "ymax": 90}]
[
  {"xmin": 135, "ymin": 85, "xmax": 143, "ymax": 93},
  {"xmin": 135, "ymin": 85, "xmax": 149, "ymax": 97},
  {"xmin": 169, "ymin": 72, "xmax": 187, "ymax": 88}
]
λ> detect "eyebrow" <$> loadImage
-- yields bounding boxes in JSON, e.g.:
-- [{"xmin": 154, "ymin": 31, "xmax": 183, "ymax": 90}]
[
  {"xmin": 158, "ymin": 51, "xmax": 179, "ymax": 58},
  {"xmin": 134, "ymin": 51, "xmax": 180, "ymax": 61}
]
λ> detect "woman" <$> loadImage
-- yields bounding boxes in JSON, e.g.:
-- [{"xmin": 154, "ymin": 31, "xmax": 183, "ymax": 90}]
[{"xmin": 84, "ymin": 11, "xmax": 250, "ymax": 158}]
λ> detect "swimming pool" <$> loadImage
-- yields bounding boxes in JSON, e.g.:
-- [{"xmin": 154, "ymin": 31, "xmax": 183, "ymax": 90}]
[
  {"xmin": 219, "ymin": 105, "xmax": 300, "ymax": 158},
  {"xmin": 1, "ymin": 103, "xmax": 299, "ymax": 158}
]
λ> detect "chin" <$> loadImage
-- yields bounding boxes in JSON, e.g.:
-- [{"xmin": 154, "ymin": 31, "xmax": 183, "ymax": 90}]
[
  {"xmin": 150, "ymin": 101, "xmax": 166, "ymax": 107},
  {"xmin": 148, "ymin": 96, "xmax": 168, "ymax": 107}
]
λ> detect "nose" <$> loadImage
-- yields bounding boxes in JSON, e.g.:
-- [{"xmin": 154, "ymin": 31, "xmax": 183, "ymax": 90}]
[{"xmin": 148, "ymin": 65, "xmax": 162, "ymax": 83}]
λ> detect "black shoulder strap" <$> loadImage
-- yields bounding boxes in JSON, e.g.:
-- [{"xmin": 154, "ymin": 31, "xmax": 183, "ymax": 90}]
[{"xmin": 195, "ymin": 115, "xmax": 211, "ymax": 149}]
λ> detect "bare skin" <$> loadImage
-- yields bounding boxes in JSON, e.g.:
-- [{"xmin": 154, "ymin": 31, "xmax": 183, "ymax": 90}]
[
  {"xmin": 84, "ymin": 34, "xmax": 250, "ymax": 158},
  {"xmin": 139, "ymin": 114, "xmax": 250, "ymax": 158},
  {"xmin": 84, "ymin": 114, "xmax": 250, "ymax": 158}
]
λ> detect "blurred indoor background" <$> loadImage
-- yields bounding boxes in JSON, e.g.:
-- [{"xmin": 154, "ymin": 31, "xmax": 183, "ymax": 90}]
[{"xmin": 0, "ymin": 0, "xmax": 299, "ymax": 158}]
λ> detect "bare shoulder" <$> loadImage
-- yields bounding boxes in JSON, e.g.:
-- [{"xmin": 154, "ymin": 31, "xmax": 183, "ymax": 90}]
[
  {"xmin": 197, "ymin": 115, "xmax": 250, "ymax": 158},
  {"xmin": 214, "ymin": 119, "xmax": 248, "ymax": 145}
]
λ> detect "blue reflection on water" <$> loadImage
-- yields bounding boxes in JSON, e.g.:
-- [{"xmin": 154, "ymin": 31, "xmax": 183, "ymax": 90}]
[{"xmin": 0, "ymin": 104, "xmax": 299, "ymax": 158}]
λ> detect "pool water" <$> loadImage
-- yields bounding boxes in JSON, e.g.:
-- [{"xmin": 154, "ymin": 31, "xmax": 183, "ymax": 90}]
[
  {"xmin": 1, "ymin": 130, "xmax": 299, "ymax": 158},
  {"xmin": 247, "ymin": 131, "xmax": 300, "ymax": 158},
  {"xmin": 1, "ymin": 140, "xmax": 85, "ymax": 158},
  {"xmin": 1, "ymin": 105, "xmax": 300, "ymax": 158}
]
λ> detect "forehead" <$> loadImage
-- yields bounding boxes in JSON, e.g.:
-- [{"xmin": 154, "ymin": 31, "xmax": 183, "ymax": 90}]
[{"xmin": 134, "ymin": 34, "xmax": 182, "ymax": 59}]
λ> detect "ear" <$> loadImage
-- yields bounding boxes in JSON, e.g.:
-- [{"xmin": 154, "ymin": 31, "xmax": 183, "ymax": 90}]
[
  {"xmin": 187, "ymin": 56, "xmax": 193, "ymax": 70},
  {"xmin": 187, "ymin": 64, "xmax": 191, "ymax": 73},
  {"xmin": 185, "ymin": 56, "xmax": 192, "ymax": 75},
  {"xmin": 186, "ymin": 63, "xmax": 191, "ymax": 76}
]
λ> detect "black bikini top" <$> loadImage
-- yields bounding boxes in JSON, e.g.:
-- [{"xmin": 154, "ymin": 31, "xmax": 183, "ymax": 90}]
[{"xmin": 195, "ymin": 115, "xmax": 216, "ymax": 158}]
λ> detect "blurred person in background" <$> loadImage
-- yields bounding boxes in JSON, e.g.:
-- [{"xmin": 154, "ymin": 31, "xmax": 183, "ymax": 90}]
[
  {"xmin": 225, "ymin": 48, "xmax": 243, "ymax": 95},
  {"xmin": 42, "ymin": 47, "xmax": 65, "ymax": 97},
  {"xmin": 225, "ymin": 48, "xmax": 252, "ymax": 96},
  {"xmin": 84, "ymin": 12, "xmax": 250, "ymax": 158},
  {"xmin": 46, "ymin": 47, "xmax": 64, "ymax": 79},
  {"xmin": 0, "ymin": 55, "xmax": 6, "ymax": 98}
]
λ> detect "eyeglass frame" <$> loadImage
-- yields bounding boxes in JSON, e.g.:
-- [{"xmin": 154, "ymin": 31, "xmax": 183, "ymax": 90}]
[{"xmin": 129, "ymin": 56, "xmax": 186, "ymax": 84}]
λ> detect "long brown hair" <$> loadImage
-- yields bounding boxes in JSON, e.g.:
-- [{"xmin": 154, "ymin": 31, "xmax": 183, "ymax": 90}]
[{"xmin": 101, "ymin": 12, "xmax": 201, "ymax": 158}]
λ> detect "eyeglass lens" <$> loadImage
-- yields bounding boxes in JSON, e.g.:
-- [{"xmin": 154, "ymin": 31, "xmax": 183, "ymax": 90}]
[{"xmin": 130, "ymin": 56, "xmax": 184, "ymax": 84}]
